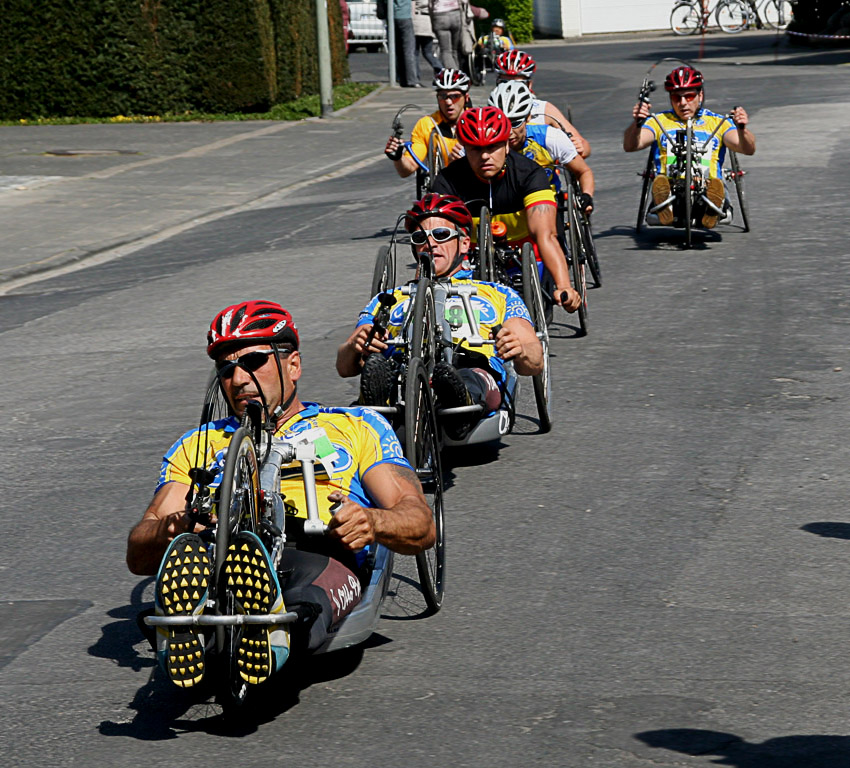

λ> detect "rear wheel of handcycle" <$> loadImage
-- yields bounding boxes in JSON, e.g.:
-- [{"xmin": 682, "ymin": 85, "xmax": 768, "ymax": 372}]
[
  {"xmin": 670, "ymin": 1, "xmax": 701, "ymax": 35},
  {"xmin": 521, "ymin": 243, "xmax": 552, "ymax": 433},
  {"xmin": 716, "ymin": 0, "xmax": 748, "ymax": 33},
  {"xmin": 213, "ymin": 426, "xmax": 261, "ymax": 709},
  {"xmin": 475, "ymin": 207, "xmax": 496, "ymax": 282},
  {"xmin": 409, "ymin": 278, "xmax": 438, "ymax": 371},
  {"xmin": 405, "ymin": 357, "xmax": 445, "ymax": 613},
  {"xmin": 636, "ymin": 153, "xmax": 653, "ymax": 233},
  {"xmin": 567, "ymin": 191, "xmax": 588, "ymax": 336},
  {"xmin": 763, "ymin": 0, "xmax": 793, "ymax": 29},
  {"xmin": 729, "ymin": 151, "xmax": 750, "ymax": 233},
  {"xmin": 370, "ymin": 245, "xmax": 395, "ymax": 297}
]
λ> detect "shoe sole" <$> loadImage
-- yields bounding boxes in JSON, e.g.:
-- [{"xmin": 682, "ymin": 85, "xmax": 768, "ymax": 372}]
[
  {"xmin": 156, "ymin": 535, "xmax": 211, "ymax": 688},
  {"xmin": 702, "ymin": 179, "xmax": 725, "ymax": 229},
  {"xmin": 652, "ymin": 176, "xmax": 674, "ymax": 226},
  {"xmin": 223, "ymin": 534, "xmax": 283, "ymax": 685}
]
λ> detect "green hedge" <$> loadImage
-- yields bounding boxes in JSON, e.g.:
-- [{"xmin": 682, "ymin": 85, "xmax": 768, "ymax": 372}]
[
  {"xmin": 474, "ymin": 0, "xmax": 534, "ymax": 44},
  {"xmin": 0, "ymin": 0, "xmax": 349, "ymax": 119}
]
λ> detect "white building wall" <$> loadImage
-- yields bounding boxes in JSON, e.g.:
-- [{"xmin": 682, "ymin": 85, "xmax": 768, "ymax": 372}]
[
  {"xmin": 533, "ymin": 0, "xmax": 672, "ymax": 36},
  {"xmin": 578, "ymin": 0, "xmax": 670, "ymax": 34}
]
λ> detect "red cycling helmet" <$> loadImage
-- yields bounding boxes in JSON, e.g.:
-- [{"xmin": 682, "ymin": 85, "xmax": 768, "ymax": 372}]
[
  {"xmin": 664, "ymin": 65, "xmax": 704, "ymax": 92},
  {"xmin": 406, "ymin": 193, "xmax": 473, "ymax": 233},
  {"xmin": 494, "ymin": 50, "xmax": 536, "ymax": 79},
  {"xmin": 207, "ymin": 300, "xmax": 299, "ymax": 358},
  {"xmin": 456, "ymin": 107, "xmax": 511, "ymax": 147}
]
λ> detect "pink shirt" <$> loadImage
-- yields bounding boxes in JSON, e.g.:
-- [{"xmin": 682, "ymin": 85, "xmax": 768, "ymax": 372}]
[{"xmin": 431, "ymin": 0, "xmax": 460, "ymax": 12}]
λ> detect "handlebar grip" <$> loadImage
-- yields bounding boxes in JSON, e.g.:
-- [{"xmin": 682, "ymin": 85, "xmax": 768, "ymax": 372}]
[{"xmin": 329, "ymin": 500, "xmax": 344, "ymax": 516}]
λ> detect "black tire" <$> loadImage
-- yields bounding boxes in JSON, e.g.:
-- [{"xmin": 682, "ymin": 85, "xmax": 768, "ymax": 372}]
[
  {"xmin": 762, "ymin": 0, "xmax": 793, "ymax": 29},
  {"xmin": 567, "ymin": 189, "xmax": 588, "ymax": 335},
  {"xmin": 636, "ymin": 153, "xmax": 653, "ymax": 233},
  {"xmin": 409, "ymin": 278, "xmax": 438, "ymax": 371},
  {"xmin": 405, "ymin": 357, "xmax": 445, "ymax": 613},
  {"xmin": 670, "ymin": 1, "xmax": 701, "ymax": 34},
  {"xmin": 572, "ymin": 178, "xmax": 601, "ymax": 287},
  {"xmin": 716, "ymin": 0, "xmax": 748, "ymax": 32},
  {"xmin": 521, "ymin": 243, "xmax": 552, "ymax": 433},
  {"xmin": 729, "ymin": 151, "xmax": 750, "ymax": 233},
  {"xmin": 425, "ymin": 129, "xmax": 445, "ymax": 194},
  {"xmin": 684, "ymin": 121, "xmax": 693, "ymax": 249},
  {"xmin": 476, "ymin": 207, "xmax": 495, "ymax": 282},
  {"xmin": 370, "ymin": 245, "xmax": 395, "ymax": 298},
  {"xmin": 213, "ymin": 426, "xmax": 260, "ymax": 708}
]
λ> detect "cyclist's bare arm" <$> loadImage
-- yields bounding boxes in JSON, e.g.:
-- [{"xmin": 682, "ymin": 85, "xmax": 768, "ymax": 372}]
[
  {"xmin": 722, "ymin": 106, "xmax": 756, "ymax": 155},
  {"xmin": 566, "ymin": 155, "xmax": 594, "ymax": 198},
  {"xmin": 336, "ymin": 323, "xmax": 389, "ymax": 377},
  {"xmin": 127, "ymin": 482, "xmax": 198, "ymax": 575},
  {"xmin": 494, "ymin": 317, "xmax": 543, "ymax": 376},
  {"xmin": 543, "ymin": 103, "xmax": 591, "ymax": 157},
  {"xmin": 526, "ymin": 203, "xmax": 580, "ymax": 312},
  {"xmin": 624, "ymin": 101, "xmax": 655, "ymax": 152},
  {"xmin": 385, "ymin": 135, "xmax": 419, "ymax": 178},
  {"xmin": 330, "ymin": 463, "xmax": 434, "ymax": 555}
]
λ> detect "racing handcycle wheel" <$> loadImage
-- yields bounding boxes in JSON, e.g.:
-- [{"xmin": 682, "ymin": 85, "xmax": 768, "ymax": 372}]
[
  {"xmin": 213, "ymin": 425, "xmax": 262, "ymax": 709},
  {"xmin": 566, "ymin": 185, "xmax": 589, "ymax": 336},
  {"xmin": 475, "ymin": 207, "xmax": 496, "ymax": 282},
  {"xmin": 571, "ymin": 177, "xmax": 601, "ymax": 287},
  {"xmin": 684, "ymin": 121, "xmax": 694, "ymax": 249},
  {"xmin": 728, "ymin": 150, "xmax": 750, "ymax": 233},
  {"xmin": 405, "ymin": 356, "xmax": 446, "ymax": 613},
  {"xmin": 371, "ymin": 244, "xmax": 396, "ymax": 298},
  {"xmin": 521, "ymin": 243, "xmax": 552, "ymax": 433},
  {"xmin": 409, "ymin": 278, "xmax": 439, "ymax": 372},
  {"xmin": 425, "ymin": 129, "xmax": 446, "ymax": 195},
  {"xmin": 635, "ymin": 153, "xmax": 654, "ymax": 234}
]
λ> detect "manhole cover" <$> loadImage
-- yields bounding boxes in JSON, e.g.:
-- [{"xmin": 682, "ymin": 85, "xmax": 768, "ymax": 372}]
[{"xmin": 44, "ymin": 149, "xmax": 141, "ymax": 156}]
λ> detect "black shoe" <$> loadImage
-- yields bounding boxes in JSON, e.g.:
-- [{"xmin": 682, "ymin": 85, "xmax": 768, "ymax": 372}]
[
  {"xmin": 432, "ymin": 363, "xmax": 474, "ymax": 439},
  {"xmin": 359, "ymin": 355, "xmax": 395, "ymax": 406}
]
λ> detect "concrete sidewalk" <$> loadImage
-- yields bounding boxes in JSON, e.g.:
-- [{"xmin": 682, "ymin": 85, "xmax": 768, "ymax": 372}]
[{"xmin": 0, "ymin": 83, "xmax": 467, "ymax": 292}]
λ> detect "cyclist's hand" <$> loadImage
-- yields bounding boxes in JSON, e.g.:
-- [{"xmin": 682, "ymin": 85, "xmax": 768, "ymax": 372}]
[
  {"xmin": 327, "ymin": 491, "xmax": 376, "ymax": 551},
  {"xmin": 730, "ymin": 105, "xmax": 749, "ymax": 128},
  {"xmin": 493, "ymin": 325, "xmax": 523, "ymax": 361},
  {"xmin": 578, "ymin": 192, "xmax": 594, "ymax": 215},
  {"xmin": 633, "ymin": 101, "xmax": 650, "ymax": 123},
  {"xmin": 449, "ymin": 143, "xmax": 465, "ymax": 161},
  {"xmin": 570, "ymin": 134, "xmax": 585, "ymax": 156},
  {"xmin": 351, "ymin": 325, "xmax": 388, "ymax": 358},
  {"xmin": 385, "ymin": 136, "xmax": 404, "ymax": 161},
  {"xmin": 555, "ymin": 286, "xmax": 581, "ymax": 313}
]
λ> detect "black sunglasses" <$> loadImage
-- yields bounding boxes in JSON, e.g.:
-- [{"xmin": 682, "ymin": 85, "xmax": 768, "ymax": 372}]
[
  {"xmin": 215, "ymin": 348, "xmax": 291, "ymax": 377},
  {"xmin": 409, "ymin": 226, "xmax": 464, "ymax": 245}
]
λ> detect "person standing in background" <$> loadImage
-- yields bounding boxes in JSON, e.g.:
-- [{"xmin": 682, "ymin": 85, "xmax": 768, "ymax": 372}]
[
  {"xmin": 394, "ymin": 0, "xmax": 419, "ymax": 87},
  {"xmin": 430, "ymin": 0, "xmax": 462, "ymax": 69},
  {"xmin": 413, "ymin": 0, "xmax": 442, "ymax": 82}
]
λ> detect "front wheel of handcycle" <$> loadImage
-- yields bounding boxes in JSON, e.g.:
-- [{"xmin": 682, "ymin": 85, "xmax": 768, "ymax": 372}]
[
  {"xmin": 636, "ymin": 153, "xmax": 653, "ymax": 234},
  {"xmin": 213, "ymin": 426, "xmax": 262, "ymax": 708},
  {"xmin": 475, "ymin": 207, "xmax": 496, "ymax": 282},
  {"xmin": 405, "ymin": 357, "xmax": 445, "ymax": 613},
  {"xmin": 521, "ymin": 243, "xmax": 552, "ymax": 433},
  {"xmin": 371, "ymin": 245, "xmax": 395, "ymax": 297},
  {"xmin": 409, "ymin": 278, "xmax": 438, "ymax": 370},
  {"xmin": 425, "ymin": 129, "xmax": 446, "ymax": 194}
]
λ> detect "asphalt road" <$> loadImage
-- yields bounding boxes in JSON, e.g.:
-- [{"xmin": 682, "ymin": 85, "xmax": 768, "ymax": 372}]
[{"xmin": 2, "ymin": 31, "xmax": 850, "ymax": 768}]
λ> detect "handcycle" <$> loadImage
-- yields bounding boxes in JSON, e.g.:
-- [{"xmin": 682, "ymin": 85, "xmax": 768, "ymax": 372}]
[
  {"xmin": 633, "ymin": 64, "xmax": 750, "ymax": 248},
  {"xmin": 466, "ymin": 34, "xmax": 512, "ymax": 86},
  {"xmin": 367, "ymin": 212, "xmax": 552, "ymax": 438},
  {"xmin": 144, "ymin": 368, "xmax": 445, "ymax": 709},
  {"xmin": 391, "ymin": 104, "xmax": 451, "ymax": 199}
]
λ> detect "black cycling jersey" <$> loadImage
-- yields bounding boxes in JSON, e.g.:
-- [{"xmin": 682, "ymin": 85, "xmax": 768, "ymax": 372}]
[{"xmin": 431, "ymin": 150, "xmax": 556, "ymax": 242}]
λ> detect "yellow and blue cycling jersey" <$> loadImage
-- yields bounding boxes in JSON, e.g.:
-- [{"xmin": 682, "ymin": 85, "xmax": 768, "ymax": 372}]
[
  {"xmin": 520, "ymin": 124, "xmax": 578, "ymax": 192},
  {"xmin": 642, "ymin": 108, "xmax": 735, "ymax": 178},
  {"xmin": 357, "ymin": 270, "xmax": 532, "ymax": 387},
  {"xmin": 158, "ymin": 403, "xmax": 410, "ymax": 526},
  {"xmin": 475, "ymin": 34, "xmax": 514, "ymax": 52}
]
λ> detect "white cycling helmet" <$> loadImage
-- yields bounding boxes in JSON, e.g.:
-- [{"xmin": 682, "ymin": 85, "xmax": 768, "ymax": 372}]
[
  {"xmin": 433, "ymin": 68, "xmax": 471, "ymax": 93},
  {"xmin": 487, "ymin": 81, "xmax": 534, "ymax": 123}
]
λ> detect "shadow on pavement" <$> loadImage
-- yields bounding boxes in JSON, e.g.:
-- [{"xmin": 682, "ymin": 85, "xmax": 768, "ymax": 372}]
[
  {"xmin": 800, "ymin": 521, "xmax": 850, "ymax": 540},
  {"xmin": 636, "ymin": 728, "xmax": 850, "ymax": 767}
]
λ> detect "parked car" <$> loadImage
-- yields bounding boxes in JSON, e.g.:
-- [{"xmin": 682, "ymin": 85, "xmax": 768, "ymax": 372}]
[{"xmin": 347, "ymin": 1, "xmax": 388, "ymax": 51}]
